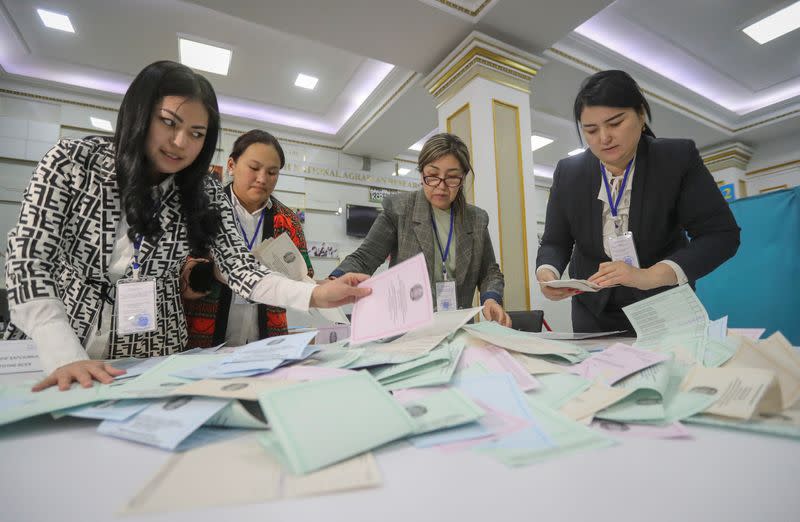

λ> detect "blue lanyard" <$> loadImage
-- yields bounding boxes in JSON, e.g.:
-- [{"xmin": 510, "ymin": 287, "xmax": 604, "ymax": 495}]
[
  {"xmin": 600, "ymin": 157, "xmax": 634, "ymax": 219},
  {"xmin": 431, "ymin": 208, "xmax": 455, "ymax": 280},
  {"xmin": 236, "ymin": 208, "xmax": 267, "ymax": 251}
]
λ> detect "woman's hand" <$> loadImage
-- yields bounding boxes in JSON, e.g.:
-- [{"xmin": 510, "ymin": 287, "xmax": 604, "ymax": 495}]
[
  {"xmin": 537, "ymin": 268, "xmax": 580, "ymax": 301},
  {"xmin": 588, "ymin": 261, "xmax": 678, "ymax": 290},
  {"xmin": 310, "ymin": 272, "xmax": 372, "ymax": 308},
  {"xmin": 483, "ymin": 299, "xmax": 512, "ymax": 327},
  {"xmin": 32, "ymin": 360, "xmax": 127, "ymax": 392},
  {"xmin": 180, "ymin": 257, "xmax": 211, "ymax": 299}
]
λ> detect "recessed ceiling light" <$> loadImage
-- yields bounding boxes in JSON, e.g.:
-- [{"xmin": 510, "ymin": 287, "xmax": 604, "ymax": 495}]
[
  {"xmin": 90, "ymin": 117, "xmax": 113, "ymax": 132},
  {"xmin": 409, "ymin": 140, "xmax": 425, "ymax": 152},
  {"xmin": 397, "ymin": 168, "xmax": 411, "ymax": 176},
  {"xmin": 37, "ymin": 8, "xmax": 75, "ymax": 33},
  {"xmin": 743, "ymin": 1, "xmax": 800, "ymax": 44},
  {"xmin": 568, "ymin": 148, "xmax": 586, "ymax": 156},
  {"xmin": 295, "ymin": 73, "xmax": 319, "ymax": 90},
  {"xmin": 179, "ymin": 38, "xmax": 232, "ymax": 76},
  {"xmin": 530, "ymin": 134, "xmax": 554, "ymax": 152}
]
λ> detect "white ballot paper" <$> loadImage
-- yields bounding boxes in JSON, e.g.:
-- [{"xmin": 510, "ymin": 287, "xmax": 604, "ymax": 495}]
[
  {"xmin": 0, "ymin": 340, "xmax": 42, "ymax": 375},
  {"xmin": 350, "ymin": 253, "xmax": 434, "ymax": 344}
]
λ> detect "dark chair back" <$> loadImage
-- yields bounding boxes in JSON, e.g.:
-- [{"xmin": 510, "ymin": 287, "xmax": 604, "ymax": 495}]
[{"xmin": 507, "ymin": 310, "xmax": 544, "ymax": 333}]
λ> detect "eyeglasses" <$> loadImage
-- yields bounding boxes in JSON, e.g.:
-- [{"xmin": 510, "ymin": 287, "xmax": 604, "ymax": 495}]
[{"xmin": 423, "ymin": 175, "xmax": 464, "ymax": 188}]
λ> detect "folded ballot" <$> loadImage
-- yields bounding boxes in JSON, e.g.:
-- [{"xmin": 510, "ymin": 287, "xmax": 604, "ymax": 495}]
[
  {"xmin": 252, "ymin": 232, "xmax": 349, "ymax": 324},
  {"xmin": 258, "ymin": 372, "xmax": 415, "ymax": 474},
  {"xmin": 539, "ymin": 279, "xmax": 607, "ymax": 292}
]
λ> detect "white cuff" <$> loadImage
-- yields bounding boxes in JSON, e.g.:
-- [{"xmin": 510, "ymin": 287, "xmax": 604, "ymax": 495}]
[
  {"xmin": 536, "ymin": 264, "xmax": 561, "ymax": 280},
  {"xmin": 249, "ymin": 272, "xmax": 316, "ymax": 313},
  {"xmin": 657, "ymin": 260, "xmax": 688, "ymax": 286},
  {"xmin": 10, "ymin": 298, "xmax": 87, "ymax": 374}
]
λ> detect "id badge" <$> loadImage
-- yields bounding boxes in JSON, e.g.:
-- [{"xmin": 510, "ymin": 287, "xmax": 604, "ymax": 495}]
[
  {"xmin": 435, "ymin": 281, "xmax": 457, "ymax": 312},
  {"xmin": 608, "ymin": 231, "xmax": 640, "ymax": 268},
  {"xmin": 116, "ymin": 278, "xmax": 157, "ymax": 334}
]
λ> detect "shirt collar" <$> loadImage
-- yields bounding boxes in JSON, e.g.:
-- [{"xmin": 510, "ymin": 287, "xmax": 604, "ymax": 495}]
[{"xmin": 231, "ymin": 190, "xmax": 272, "ymax": 217}]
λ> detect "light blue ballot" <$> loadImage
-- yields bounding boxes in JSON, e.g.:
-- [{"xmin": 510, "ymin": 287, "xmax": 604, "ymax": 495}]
[
  {"xmin": 111, "ymin": 354, "xmax": 228, "ymax": 398},
  {"xmin": 0, "ymin": 382, "xmax": 113, "ymax": 426},
  {"xmin": 258, "ymin": 372, "xmax": 415, "ymax": 474},
  {"xmin": 490, "ymin": 398, "xmax": 614, "ymax": 467},
  {"xmin": 97, "ymin": 396, "xmax": 231, "ymax": 451},
  {"xmin": 63, "ymin": 399, "xmax": 152, "ymax": 422},
  {"xmin": 454, "ymin": 373, "xmax": 553, "ymax": 451}
]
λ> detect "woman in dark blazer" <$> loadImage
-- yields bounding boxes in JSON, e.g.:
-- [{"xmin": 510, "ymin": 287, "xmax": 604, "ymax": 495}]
[
  {"xmin": 536, "ymin": 70, "xmax": 740, "ymax": 332},
  {"xmin": 331, "ymin": 133, "xmax": 511, "ymax": 326}
]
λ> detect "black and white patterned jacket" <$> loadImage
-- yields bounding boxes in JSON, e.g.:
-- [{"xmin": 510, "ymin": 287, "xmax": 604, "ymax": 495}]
[{"xmin": 4, "ymin": 136, "xmax": 270, "ymax": 359}]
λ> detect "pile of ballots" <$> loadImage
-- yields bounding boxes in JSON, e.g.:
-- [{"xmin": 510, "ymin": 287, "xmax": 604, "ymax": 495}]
[{"xmin": 1, "ymin": 258, "xmax": 798, "ymax": 513}]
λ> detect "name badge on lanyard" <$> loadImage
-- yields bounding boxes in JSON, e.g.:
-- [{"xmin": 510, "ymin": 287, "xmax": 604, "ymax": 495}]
[
  {"xmin": 432, "ymin": 209, "xmax": 457, "ymax": 311},
  {"xmin": 601, "ymin": 159, "xmax": 640, "ymax": 268},
  {"xmin": 233, "ymin": 207, "xmax": 267, "ymax": 305},
  {"xmin": 117, "ymin": 235, "xmax": 158, "ymax": 335}
]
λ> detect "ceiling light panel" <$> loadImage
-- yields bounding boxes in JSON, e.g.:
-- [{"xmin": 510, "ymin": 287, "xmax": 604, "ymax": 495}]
[
  {"xmin": 295, "ymin": 73, "xmax": 319, "ymax": 90},
  {"xmin": 37, "ymin": 9, "xmax": 74, "ymax": 33},
  {"xmin": 179, "ymin": 38, "xmax": 232, "ymax": 76},
  {"xmin": 743, "ymin": 1, "xmax": 800, "ymax": 44}
]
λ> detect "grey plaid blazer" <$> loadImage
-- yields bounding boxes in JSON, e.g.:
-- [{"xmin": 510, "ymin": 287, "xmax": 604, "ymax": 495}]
[
  {"xmin": 332, "ymin": 189, "xmax": 504, "ymax": 308},
  {"xmin": 5, "ymin": 137, "xmax": 270, "ymax": 358}
]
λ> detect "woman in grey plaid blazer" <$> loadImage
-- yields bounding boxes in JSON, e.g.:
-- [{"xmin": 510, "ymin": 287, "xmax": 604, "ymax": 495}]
[{"xmin": 331, "ymin": 134, "xmax": 510, "ymax": 326}]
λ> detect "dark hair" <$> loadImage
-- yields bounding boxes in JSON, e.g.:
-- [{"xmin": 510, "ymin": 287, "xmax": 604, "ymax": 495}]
[
  {"xmin": 417, "ymin": 133, "xmax": 473, "ymax": 218},
  {"xmin": 573, "ymin": 70, "xmax": 655, "ymax": 143},
  {"xmin": 229, "ymin": 129, "xmax": 285, "ymax": 168},
  {"xmin": 114, "ymin": 60, "xmax": 221, "ymax": 256}
]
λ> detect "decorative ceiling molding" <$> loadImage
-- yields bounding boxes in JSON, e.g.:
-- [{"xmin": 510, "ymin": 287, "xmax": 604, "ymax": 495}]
[
  {"xmin": 547, "ymin": 37, "xmax": 800, "ymax": 135},
  {"xmin": 700, "ymin": 142, "xmax": 753, "ymax": 172},
  {"xmin": 418, "ymin": 0, "xmax": 497, "ymax": 21},
  {"xmin": 425, "ymin": 31, "xmax": 544, "ymax": 104},
  {"xmin": 746, "ymin": 159, "xmax": 800, "ymax": 178}
]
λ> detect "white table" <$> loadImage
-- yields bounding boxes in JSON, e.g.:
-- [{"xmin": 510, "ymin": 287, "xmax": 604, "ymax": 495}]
[{"xmin": 1, "ymin": 375, "xmax": 799, "ymax": 522}]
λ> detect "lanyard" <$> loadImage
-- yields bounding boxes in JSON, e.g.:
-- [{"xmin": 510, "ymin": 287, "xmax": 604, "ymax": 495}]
[
  {"xmin": 431, "ymin": 208, "xmax": 455, "ymax": 281},
  {"xmin": 131, "ymin": 235, "xmax": 143, "ymax": 280},
  {"xmin": 236, "ymin": 208, "xmax": 267, "ymax": 251},
  {"xmin": 600, "ymin": 157, "xmax": 634, "ymax": 219}
]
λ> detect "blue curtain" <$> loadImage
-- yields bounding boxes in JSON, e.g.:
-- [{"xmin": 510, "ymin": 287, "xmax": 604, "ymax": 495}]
[{"xmin": 697, "ymin": 186, "xmax": 800, "ymax": 345}]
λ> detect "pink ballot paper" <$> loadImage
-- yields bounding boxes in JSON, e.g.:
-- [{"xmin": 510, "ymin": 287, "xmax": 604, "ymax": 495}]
[
  {"xmin": 569, "ymin": 343, "xmax": 669, "ymax": 385},
  {"xmin": 350, "ymin": 253, "xmax": 434, "ymax": 344}
]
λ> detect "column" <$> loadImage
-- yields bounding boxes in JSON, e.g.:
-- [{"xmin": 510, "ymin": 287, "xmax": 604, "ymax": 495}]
[{"xmin": 424, "ymin": 31, "xmax": 544, "ymax": 311}]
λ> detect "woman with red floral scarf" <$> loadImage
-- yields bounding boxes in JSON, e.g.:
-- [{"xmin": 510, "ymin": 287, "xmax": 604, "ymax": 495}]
[{"xmin": 182, "ymin": 130, "xmax": 313, "ymax": 348}]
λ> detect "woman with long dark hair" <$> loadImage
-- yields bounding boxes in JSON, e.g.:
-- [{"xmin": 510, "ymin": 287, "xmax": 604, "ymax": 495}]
[
  {"xmin": 536, "ymin": 70, "xmax": 740, "ymax": 332},
  {"xmin": 330, "ymin": 133, "xmax": 510, "ymax": 326},
  {"xmin": 182, "ymin": 129, "xmax": 315, "ymax": 347},
  {"xmin": 5, "ymin": 61, "xmax": 369, "ymax": 391}
]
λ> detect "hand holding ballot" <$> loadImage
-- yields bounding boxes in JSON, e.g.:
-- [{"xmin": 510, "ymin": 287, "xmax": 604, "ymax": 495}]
[{"xmin": 536, "ymin": 267, "xmax": 587, "ymax": 300}]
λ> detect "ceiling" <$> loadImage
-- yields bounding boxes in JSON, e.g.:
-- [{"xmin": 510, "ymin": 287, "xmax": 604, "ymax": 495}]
[{"xmin": 1, "ymin": 0, "xmax": 798, "ymax": 170}]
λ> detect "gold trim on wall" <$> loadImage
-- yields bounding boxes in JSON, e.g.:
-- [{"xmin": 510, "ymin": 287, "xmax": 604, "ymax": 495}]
[
  {"xmin": 446, "ymin": 102, "xmax": 475, "ymax": 203},
  {"xmin": 491, "ymin": 98, "xmax": 531, "ymax": 310},
  {"xmin": 746, "ymin": 159, "xmax": 800, "ymax": 177},
  {"xmin": 429, "ymin": 46, "xmax": 538, "ymax": 97},
  {"xmin": 759, "ymin": 184, "xmax": 788, "ymax": 194},
  {"xmin": 715, "ymin": 180, "xmax": 724, "ymax": 186},
  {"xmin": 738, "ymin": 180, "xmax": 747, "ymax": 198}
]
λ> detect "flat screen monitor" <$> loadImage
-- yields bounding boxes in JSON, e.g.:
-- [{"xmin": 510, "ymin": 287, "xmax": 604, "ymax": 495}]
[{"xmin": 346, "ymin": 204, "xmax": 380, "ymax": 238}]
